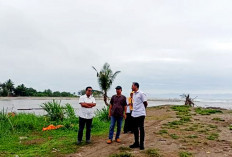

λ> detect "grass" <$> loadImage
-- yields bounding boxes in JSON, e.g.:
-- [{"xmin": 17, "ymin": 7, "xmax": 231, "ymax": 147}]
[
  {"xmin": 0, "ymin": 101, "xmax": 110, "ymax": 157},
  {"xmin": 169, "ymin": 134, "xmax": 179, "ymax": 139},
  {"xmin": 158, "ymin": 129, "xmax": 168, "ymax": 134},
  {"xmin": 186, "ymin": 135, "xmax": 198, "ymax": 139},
  {"xmin": 206, "ymin": 133, "xmax": 219, "ymax": 140},
  {"xmin": 145, "ymin": 149, "xmax": 162, "ymax": 157},
  {"xmin": 212, "ymin": 117, "xmax": 225, "ymax": 121},
  {"xmin": 118, "ymin": 146, "xmax": 132, "ymax": 152},
  {"xmin": 229, "ymin": 125, "xmax": 232, "ymax": 130},
  {"xmin": 195, "ymin": 108, "xmax": 222, "ymax": 115},
  {"xmin": 179, "ymin": 151, "xmax": 192, "ymax": 157},
  {"xmin": 163, "ymin": 105, "xmax": 192, "ymax": 129},
  {"xmin": 109, "ymin": 152, "xmax": 132, "ymax": 157}
]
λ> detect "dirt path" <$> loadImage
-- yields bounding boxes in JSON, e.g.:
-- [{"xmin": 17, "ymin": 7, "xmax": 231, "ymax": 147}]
[{"xmin": 67, "ymin": 106, "xmax": 232, "ymax": 157}]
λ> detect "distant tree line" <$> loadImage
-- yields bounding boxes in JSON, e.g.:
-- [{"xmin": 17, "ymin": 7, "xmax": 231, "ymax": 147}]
[
  {"xmin": 0, "ymin": 79, "xmax": 77, "ymax": 97},
  {"xmin": 78, "ymin": 89, "xmax": 103, "ymax": 97}
]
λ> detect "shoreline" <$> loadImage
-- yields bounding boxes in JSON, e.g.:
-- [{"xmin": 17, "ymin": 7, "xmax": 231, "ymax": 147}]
[{"xmin": 0, "ymin": 96, "xmax": 182, "ymax": 102}]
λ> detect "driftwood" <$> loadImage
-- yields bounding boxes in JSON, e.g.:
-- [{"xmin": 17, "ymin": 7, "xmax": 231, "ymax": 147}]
[{"xmin": 180, "ymin": 94, "xmax": 196, "ymax": 107}]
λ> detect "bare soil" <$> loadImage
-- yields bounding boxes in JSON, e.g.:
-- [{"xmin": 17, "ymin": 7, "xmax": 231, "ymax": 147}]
[{"xmin": 67, "ymin": 106, "xmax": 232, "ymax": 157}]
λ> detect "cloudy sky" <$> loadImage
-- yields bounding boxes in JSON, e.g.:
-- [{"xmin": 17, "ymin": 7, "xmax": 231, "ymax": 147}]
[{"xmin": 1, "ymin": 0, "xmax": 232, "ymax": 98}]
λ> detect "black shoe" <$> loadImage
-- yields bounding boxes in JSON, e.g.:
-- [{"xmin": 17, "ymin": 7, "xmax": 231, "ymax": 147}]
[
  {"xmin": 140, "ymin": 145, "xmax": 145, "ymax": 150},
  {"xmin": 86, "ymin": 140, "xmax": 91, "ymax": 144},
  {"xmin": 77, "ymin": 141, "xmax": 81, "ymax": 145},
  {"xmin": 129, "ymin": 143, "xmax": 140, "ymax": 148}
]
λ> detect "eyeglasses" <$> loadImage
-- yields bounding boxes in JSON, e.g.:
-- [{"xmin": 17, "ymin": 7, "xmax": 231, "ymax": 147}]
[{"xmin": 87, "ymin": 90, "xmax": 93, "ymax": 92}]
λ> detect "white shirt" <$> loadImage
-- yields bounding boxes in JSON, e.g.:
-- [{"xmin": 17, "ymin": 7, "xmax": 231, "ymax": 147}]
[
  {"xmin": 78, "ymin": 94, "xmax": 96, "ymax": 119},
  {"xmin": 131, "ymin": 90, "xmax": 147, "ymax": 117},
  {"xmin": 126, "ymin": 98, "xmax": 131, "ymax": 113}
]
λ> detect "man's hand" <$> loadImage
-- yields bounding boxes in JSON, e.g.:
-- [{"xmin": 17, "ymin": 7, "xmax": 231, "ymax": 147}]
[
  {"xmin": 108, "ymin": 113, "xmax": 111, "ymax": 119},
  {"xmin": 124, "ymin": 114, "xmax": 127, "ymax": 119}
]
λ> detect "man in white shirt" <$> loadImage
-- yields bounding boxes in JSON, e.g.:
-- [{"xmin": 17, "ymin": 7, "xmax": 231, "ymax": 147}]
[
  {"xmin": 77, "ymin": 86, "xmax": 96, "ymax": 144},
  {"xmin": 129, "ymin": 82, "xmax": 148, "ymax": 150}
]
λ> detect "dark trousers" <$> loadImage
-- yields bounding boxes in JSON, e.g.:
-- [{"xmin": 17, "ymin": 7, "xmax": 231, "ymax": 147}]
[
  {"xmin": 124, "ymin": 112, "xmax": 133, "ymax": 132},
  {"xmin": 132, "ymin": 116, "xmax": 145, "ymax": 145},
  {"xmin": 78, "ymin": 117, "xmax": 93, "ymax": 142}
]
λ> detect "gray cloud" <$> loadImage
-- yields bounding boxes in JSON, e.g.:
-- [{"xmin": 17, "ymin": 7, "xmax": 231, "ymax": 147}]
[{"xmin": 0, "ymin": 0, "xmax": 232, "ymax": 97}]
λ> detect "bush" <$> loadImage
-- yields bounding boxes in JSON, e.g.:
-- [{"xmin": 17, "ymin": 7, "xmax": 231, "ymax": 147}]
[
  {"xmin": 65, "ymin": 103, "xmax": 76, "ymax": 119},
  {"xmin": 95, "ymin": 106, "xmax": 110, "ymax": 122},
  {"xmin": 41, "ymin": 100, "xmax": 65, "ymax": 121}
]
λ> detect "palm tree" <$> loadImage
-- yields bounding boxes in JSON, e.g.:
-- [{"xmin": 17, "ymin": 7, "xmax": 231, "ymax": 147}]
[
  {"xmin": 5, "ymin": 79, "xmax": 15, "ymax": 96},
  {"xmin": 92, "ymin": 63, "xmax": 121, "ymax": 106}
]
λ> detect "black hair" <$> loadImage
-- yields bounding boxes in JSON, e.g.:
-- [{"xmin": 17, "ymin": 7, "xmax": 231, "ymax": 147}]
[
  {"xmin": 86, "ymin": 86, "xmax": 92, "ymax": 91},
  {"xmin": 133, "ymin": 82, "xmax": 139, "ymax": 88}
]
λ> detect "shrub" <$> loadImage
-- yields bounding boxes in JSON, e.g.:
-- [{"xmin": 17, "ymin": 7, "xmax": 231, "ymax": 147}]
[{"xmin": 95, "ymin": 106, "xmax": 110, "ymax": 122}]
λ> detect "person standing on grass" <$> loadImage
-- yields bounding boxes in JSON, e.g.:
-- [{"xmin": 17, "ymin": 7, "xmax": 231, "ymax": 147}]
[
  {"xmin": 77, "ymin": 86, "xmax": 96, "ymax": 145},
  {"xmin": 123, "ymin": 91, "xmax": 134, "ymax": 133},
  {"xmin": 107, "ymin": 86, "xmax": 127, "ymax": 144},
  {"xmin": 129, "ymin": 82, "xmax": 148, "ymax": 150}
]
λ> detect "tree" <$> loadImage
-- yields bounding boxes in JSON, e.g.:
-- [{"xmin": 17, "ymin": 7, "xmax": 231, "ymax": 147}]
[
  {"xmin": 0, "ymin": 83, "xmax": 8, "ymax": 96},
  {"xmin": 92, "ymin": 63, "xmax": 121, "ymax": 106},
  {"xmin": 14, "ymin": 84, "xmax": 27, "ymax": 96}
]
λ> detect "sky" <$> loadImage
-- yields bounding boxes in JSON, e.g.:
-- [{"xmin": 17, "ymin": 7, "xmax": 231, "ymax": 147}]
[{"xmin": 1, "ymin": 0, "xmax": 232, "ymax": 98}]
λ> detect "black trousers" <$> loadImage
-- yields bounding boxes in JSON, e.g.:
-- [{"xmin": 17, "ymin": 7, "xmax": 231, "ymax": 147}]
[
  {"xmin": 78, "ymin": 117, "xmax": 93, "ymax": 141},
  {"xmin": 124, "ymin": 112, "xmax": 133, "ymax": 132},
  {"xmin": 132, "ymin": 116, "xmax": 145, "ymax": 145}
]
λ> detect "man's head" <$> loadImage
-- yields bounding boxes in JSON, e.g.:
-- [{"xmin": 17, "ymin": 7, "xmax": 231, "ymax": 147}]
[
  {"xmin": 115, "ymin": 86, "xmax": 122, "ymax": 95},
  {"xmin": 85, "ymin": 86, "xmax": 93, "ymax": 97},
  {"xmin": 132, "ymin": 82, "xmax": 139, "ymax": 92}
]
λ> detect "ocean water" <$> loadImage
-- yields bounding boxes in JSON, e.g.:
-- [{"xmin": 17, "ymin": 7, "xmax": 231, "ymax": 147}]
[{"xmin": 0, "ymin": 97, "xmax": 231, "ymax": 115}]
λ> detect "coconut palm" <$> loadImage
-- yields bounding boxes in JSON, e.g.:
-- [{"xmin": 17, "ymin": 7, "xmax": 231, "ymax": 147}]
[
  {"xmin": 5, "ymin": 79, "xmax": 15, "ymax": 96},
  {"xmin": 92, "ymin": 63, "xmax": 121, "ymax": 106}
]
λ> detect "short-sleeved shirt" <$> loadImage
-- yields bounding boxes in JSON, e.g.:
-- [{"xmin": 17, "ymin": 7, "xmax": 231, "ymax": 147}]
[
  {"xmin": 110, "ymin": 95, "xmax": 127, "ymax": 117},
  {"xmin": 78, "ymin": 94, "xmax": 96, "ymax": 119},
  {"xmin": 126, "ymin": 97, "xmax": 133, "ymax": 113},
  {"xmin": 131, "ymin": 91, "xmax": 147, "ymax": 117}
]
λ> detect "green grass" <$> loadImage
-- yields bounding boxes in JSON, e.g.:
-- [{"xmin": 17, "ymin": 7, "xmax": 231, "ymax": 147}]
[
  {"xmin": 145, "ymin": 149, "xmax": 162, "ymax": 157},
  {"xmin": 158, "ymin": 130, "xmax": 168, "ymax": 134},
  {"xmin": 109, "ymin": 152, "xmax": 132, "ymax": 157},
  {"xmin": 169, "ymin": 134, "xmax": 179, "ymax": 139},
  {"xmin": 207, "ymin": 133, "xmax": 219, "ymax": 140},
  {"xmin": 118, "ymin": 146, "xmax": 132, "ymax": 152},
  {"xmin": 0, "ymin": 103, "xmax": 110, "ymax": 157},
  {"xmin": 195, "ymin": 108, "xmax": 222, "ymax": 115},
  {"xmin": 186, "ymin": 135, "xmax": 198, "ymax": 139},
  {"xmin": 163, "ymin": 105, "xmax": 192, "ymax": 129},
  {"xmin": 179, "ymin": 151, "xmax": 192, "ymax": 157},
  {"xmin": 229, "ymin": 125, "xmax": 232, "ymax": 130},
  {"xmin": 212, "ymin": 117, "xmax": 225, "ymax": 121}
]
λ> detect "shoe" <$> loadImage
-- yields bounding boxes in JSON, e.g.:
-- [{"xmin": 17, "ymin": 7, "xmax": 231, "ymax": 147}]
[
  {"xmin": 107, "ymin": 139, "xmax": 112, "ymax": 144},
  {"xmin": 86, "ymin": 140, "xmax": 91, "ymax": 144},
  {"xmin": 77, "ymin": 141, "xmax": 81, "ymax": 145},
  {"xmin": 140, "ymin": 145, "xmax": 145, "ymax": 150},
  {"xmin": 124, "ymin": 131, "xmax": 128, "ymax": 134},
  {"xmin": 129, "ymin": 143, "xmax": 139, "ymax": 148},
  {"xmin": 116, "ymin": 138, "xmax": 121, "ymax": 143}
]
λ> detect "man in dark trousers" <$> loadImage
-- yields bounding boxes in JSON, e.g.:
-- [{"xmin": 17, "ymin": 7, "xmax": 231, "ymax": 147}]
[
  {"xmin": 129, "ymin": 82, "xmax": 148, "ymax": 150},
  {"xmin": 124, "ymin": 91, "xmax": 134, "ymax": 133},
  {"xmin": 77, "ymin": 86, "xmax": 96, "ymax": 144},
  {"xmin": 107, "ymin": 86, "xmax": 127, "ymax": 144}
]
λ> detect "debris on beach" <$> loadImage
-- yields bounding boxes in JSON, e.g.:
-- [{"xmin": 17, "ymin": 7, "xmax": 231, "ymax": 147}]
[{"xmin": 42, "ymin": 124, "xmax": 64, "ymax": 131}]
